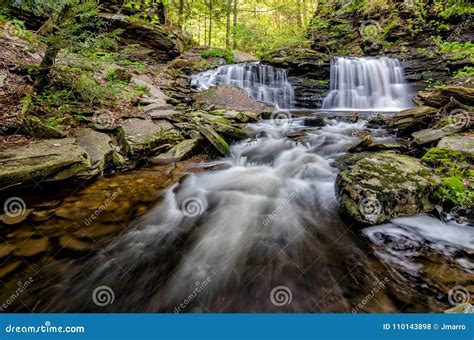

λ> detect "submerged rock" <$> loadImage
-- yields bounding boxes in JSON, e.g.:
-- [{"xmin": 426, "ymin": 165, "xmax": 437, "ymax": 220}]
[
  {"xmin": 336, "ymin": 152, "xmax": 441, "ymax": 225},
  {"xmin": 194, "ymin": 84, "xmax": 274, "ymax": 113}
]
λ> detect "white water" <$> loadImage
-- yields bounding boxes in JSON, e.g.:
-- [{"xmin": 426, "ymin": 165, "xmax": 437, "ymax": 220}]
[
  {"xmin": 21, "ymin": 114, "xmax": 474, "ymax": 312},
  {"xmin": 191, "ymin": 63, "xmax": 295, "ymax": 109},
  {"xmin": 322, "ymin": 57, "xmax": 414, "ymax": 111}
]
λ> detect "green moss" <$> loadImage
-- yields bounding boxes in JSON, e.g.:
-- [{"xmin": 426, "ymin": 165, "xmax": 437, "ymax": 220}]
[
  {"xmin": 422, "ymin": 147, "xmax": 473, "ymax": 207},
  {"xmin": 201, "ymin": 49, "xmax": 235, "ymax": 64},
  {"xmin": 434, "ymin": 176, "xmax": 474, "ymax": 207}
]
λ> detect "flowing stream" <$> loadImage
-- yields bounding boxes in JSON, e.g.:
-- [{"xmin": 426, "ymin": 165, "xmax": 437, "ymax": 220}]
[
  {"xmin": 16, "ymin": 114, "xmax": 474, "ymax": 313},
  {"xmin": 7, "ymin": 59, "xmax": 473, "ymax": 313}
]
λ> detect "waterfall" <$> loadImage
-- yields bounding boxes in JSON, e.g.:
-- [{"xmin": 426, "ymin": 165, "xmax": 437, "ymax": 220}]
[
  {"xmin": 322, "ymin": 57, "xmax": 413, "ymax": 111},
  {"xmin": 191, "ymin": 63, "xmax": 295, "ymax": 109}
]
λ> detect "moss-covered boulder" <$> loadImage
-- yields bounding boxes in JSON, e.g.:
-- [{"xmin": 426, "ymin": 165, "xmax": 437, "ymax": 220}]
[
  {"xmin": 336, "ymin": 152, "xmax": 441, "ymax": 225},
  {"xmin": 0, "ymin": 139, "xmax": 90, "ymax": 188}
]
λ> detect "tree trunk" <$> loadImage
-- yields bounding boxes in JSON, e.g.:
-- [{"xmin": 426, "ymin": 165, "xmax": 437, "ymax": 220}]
[
  {"xmin": 296, "ymin": 0, "xmax": 302, "ymax": 28},
  {"xmin": 35, "ymin": 44, "xmax": 60, "ymax": 90},
  {"xmin": 226, "ymin": 0, "xmax": 232, "ymax": 49},
  {"xmin": 178, "ymin": 0, "xmax": 184, "ymax": 27},
  {"xmin": 233, "ymin": 0, "xmax": 238, "ymax": 49},
  {"xmin": 208, "ymin": 0, "xmax": 212, "ymax": 46},
  {"xmin": 34, "ymin": 4, "xmax": 72, "ymax": 90}
]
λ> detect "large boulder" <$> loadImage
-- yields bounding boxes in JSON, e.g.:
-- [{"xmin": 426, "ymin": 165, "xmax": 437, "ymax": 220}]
[
  {"xmin": 336, "ymin": 152, "xmax": 441, "ymax": 225},
  {"xmin": 232, "ymin": 50, "xmax": 258, "ymax": 62},
  {"xmin": 385, "ymin": 106, "xmax": 438, "ymax": 136},
  {"xmin": 117, "ymin": 118, "xmax": 182, "ymax": 159},
  {"xmin": 168, "ymin": 46, "xmax": 229, "ymax": 74},
  {"xmin": 75, "ymin": 128, "xmax": 118, "ymax": 177},
  {"xmin": 0, "ymin": 139, "xmax": 90, "ymax": 188},
  {"xmin": 98, "ymin": 14, "xmax": 192, "ymax": 63},
  {"xmin": 437, "ymin": 135, "xmax": 474, "ymax": 154},
  {"xmin": 194, "ymin": 84, "xmax": 273, "ymax": 113},
  {"xmin": 415, "ymin": 86, "xmax": 474, "ymax": 108}
]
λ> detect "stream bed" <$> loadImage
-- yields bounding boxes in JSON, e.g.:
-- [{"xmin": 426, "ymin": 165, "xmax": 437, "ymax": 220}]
[{"xmin": 1, "ymin": 113, "xmax": 472, "ymax": 313}]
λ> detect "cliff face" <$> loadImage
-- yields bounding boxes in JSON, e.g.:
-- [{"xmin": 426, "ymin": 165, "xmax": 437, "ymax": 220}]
[{"xmin": 263, "ymin": 0, "xmax": 473, "ymax": 108}]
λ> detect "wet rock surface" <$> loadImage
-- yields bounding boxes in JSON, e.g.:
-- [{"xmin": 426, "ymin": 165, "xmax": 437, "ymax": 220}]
[{"xmin": 336, "ymin": 152, "xmax": 441, "ymax": 225}]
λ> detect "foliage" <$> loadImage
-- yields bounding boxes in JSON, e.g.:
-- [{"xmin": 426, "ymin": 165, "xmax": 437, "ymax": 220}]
[{"xmin": 422, "ymin": 147, "xmax": 474, "ymax": 207}]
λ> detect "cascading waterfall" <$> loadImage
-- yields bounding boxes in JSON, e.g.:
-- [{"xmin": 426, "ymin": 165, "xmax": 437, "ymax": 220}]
[
  {"xmin": 191, "ymin": 63, "xmax": 295, "ymax": 109},
  {"xmin": 322, "ymin": 57, "xmax": 413, "ymax": 111}
]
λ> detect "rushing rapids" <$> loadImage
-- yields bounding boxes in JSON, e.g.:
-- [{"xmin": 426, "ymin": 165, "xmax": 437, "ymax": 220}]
[
  {"xmin": 191, "ymin": 63, "xmax": 295, "ymax": 109},
  {"xmin": 15, "ymin": 113, "xmax": 474, "ymax": 313},
  {"xmin": 322, "ymin": 57, "xmax": 414, "ymax": 111}
]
